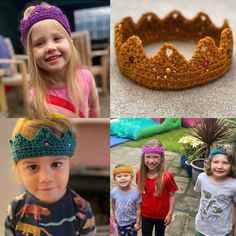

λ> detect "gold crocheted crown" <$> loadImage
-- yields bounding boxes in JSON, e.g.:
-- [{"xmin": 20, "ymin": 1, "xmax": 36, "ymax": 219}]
[{"xmin": 114, "ymin": 11, "xmax": 233, "ymax": 90}]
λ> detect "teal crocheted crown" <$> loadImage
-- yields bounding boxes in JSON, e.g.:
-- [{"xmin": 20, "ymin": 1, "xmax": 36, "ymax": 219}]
[{"xmin": 9, "ymin": 127, "xmax": 76, "ymax": 162}]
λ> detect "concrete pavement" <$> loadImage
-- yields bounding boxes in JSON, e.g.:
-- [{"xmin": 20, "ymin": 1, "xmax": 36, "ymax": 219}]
[{"xmin": 110, "ymin": 146, "xmax": 200, "ymax": 236}]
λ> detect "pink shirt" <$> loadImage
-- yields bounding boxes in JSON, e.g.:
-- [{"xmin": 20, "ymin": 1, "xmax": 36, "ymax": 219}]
[{"xmin": 30, "ymin": 69, "xmax": 93, "ymax": 118}]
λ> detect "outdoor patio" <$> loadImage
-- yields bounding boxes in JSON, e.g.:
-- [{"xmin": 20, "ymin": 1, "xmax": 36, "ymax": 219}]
[{"xmin": 110, "ymin": 146, "xmax": 200, "ymax": 236}]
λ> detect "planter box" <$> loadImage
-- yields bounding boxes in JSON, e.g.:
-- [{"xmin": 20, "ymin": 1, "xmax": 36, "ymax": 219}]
[
  {"xmin": 191, "ymin": 159, "xmax": 204, "ymax": 184},
  {"xmin": 184, "ymin": 160, "xmax": 192, "ymax": 177}
]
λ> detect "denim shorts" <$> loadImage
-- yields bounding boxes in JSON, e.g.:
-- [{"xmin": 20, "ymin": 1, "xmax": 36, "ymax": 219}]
[{"xmin": 117, "ymin": 222, "xmax": 137, "ymax": 236}]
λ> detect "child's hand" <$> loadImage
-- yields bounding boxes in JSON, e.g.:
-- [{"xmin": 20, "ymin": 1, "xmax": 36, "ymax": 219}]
[
  {"xmin": 164, "ymin": 213, "xmax": 172, "ymax": 225},
  {"xmin": 134, "ymin": 222, "xmax": 141, "ymax": 231},
  {"xmin": 110, "ymin": 212, "xmax": 116, "ymax": 223}
]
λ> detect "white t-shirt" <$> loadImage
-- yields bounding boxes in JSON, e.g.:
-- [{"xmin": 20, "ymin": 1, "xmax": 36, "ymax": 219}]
[{"xmin": 194, "ymin": 172, "xmax": 236, "ymax": 236}]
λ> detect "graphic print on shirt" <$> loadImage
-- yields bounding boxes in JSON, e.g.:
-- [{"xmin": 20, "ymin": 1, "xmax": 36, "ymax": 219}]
[
  {"xmin": 200, "ymin": 190, "xmax": 230, "ymax": 220},
  {"xmin": 73, "ymin": 196, "xmax": 88, "ymax": 211},
  {"xmin": 16, "ymin": 222, "xmax": 52, "ymax": 236},
  {"xmin": 116, "ymin": 199, "xmax": 136, "ymax": 223},
  {"xmin": 16, "ymin": 204, "xmax": 51, "ymax": 220}
]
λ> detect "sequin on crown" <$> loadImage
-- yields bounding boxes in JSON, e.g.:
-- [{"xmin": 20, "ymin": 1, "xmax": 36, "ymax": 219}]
[
  {"xmin": 20, "ymin": 5, "xmax": 71, "ymax": 44},
  {"xmin": 9, "ymin": 127, "xmax": 76, "ymax": 162}
]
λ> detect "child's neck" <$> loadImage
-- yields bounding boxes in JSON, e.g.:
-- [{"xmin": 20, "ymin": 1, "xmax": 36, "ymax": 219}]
[
  {"xmin": 118, "ymin": 184, "xmax": 132, "ymax": 192},
  {"xmin": 147, "ymin": 169, "xmax": 158, "ymax": 178},
  {"xmin": 47, "ymin": 71, "xmax": 67, "ymax": 87},
  {"xmin": 210, "ymin": 174, "xmax": 229, "ymax": 183}
]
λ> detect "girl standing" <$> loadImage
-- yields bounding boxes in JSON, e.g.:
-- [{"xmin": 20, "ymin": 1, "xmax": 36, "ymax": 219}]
[
  {"xmin": 194, "ymin": 143, "xmax": 236, "ymax": 236},
  {"xmin": 111, "ymin": 164, "xmax": 141, "ymax": 236},
  {"xmin": 20, "ymin": 3, "xmax": 100, "ymax": 118},
  {"xmin": 136, "ymin": 139, "xmax": 178, "ymax": 236}
]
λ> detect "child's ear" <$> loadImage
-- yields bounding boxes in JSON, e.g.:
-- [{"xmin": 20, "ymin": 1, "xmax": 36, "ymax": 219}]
[{"xmin": 70, "ymin": 155, "xmax": 78, "ymax": 167}]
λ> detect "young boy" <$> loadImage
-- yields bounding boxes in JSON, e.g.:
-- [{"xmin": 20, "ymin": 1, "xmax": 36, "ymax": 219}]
[
  {"xmin": 111, "ymin": 164, "xmax": 141, "ymax": 236},
  {"xmin": 5, "ymin": 118, "xmax": 96, "ymax": 236}
]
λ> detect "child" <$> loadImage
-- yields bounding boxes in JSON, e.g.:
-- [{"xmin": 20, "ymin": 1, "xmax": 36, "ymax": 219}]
[
  {"xmin": 194, "ymin": 143, "xmax": 236, "ymax": 236},
  {"xmin": 20, "ymin": 3, "xmax": 100, "ymax": 118},
  {"xmin": 111, "ymin": 164, "xmax": 141, "ymax": 236},
  {"xmin": 136, "ymin": 139, "xmax": 178, "ymax": 236},
  {"xmin": 5, "ymin": 118, "xmax": 96, "ymax": 236}
]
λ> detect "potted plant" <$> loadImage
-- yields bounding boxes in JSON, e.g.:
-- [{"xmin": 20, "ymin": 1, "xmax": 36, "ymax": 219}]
[
  {"xmin": 189, "ymin": 118, "xmax": 232, "ymax": 184},
  {"xmin": 178, "ymin": 135, "xmax": 203, "ymax": 177}
]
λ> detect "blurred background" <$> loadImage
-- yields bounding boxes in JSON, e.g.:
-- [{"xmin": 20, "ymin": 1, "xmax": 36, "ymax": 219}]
[
  {"xmin": 0, "ymin": 118, "xmax": 110, "ymax": 235},
  {"xmin": 0, "ymin": 0, "xmax": 110, "ymax": 118}
]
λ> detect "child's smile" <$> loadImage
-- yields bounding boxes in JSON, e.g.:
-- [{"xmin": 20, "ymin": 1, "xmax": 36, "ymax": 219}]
[
  {"xmin": 144, "ymin": 153, "xmax": 162, "ymax": 171},
  {"xmin": 31, "ymin": 20, "xmax": 71, "ymax": 76},
  {"xmin": 210, "ymin": 154, "xmax": 231, "ymax": 180},
  {"xmin": 115, "ymin": 173, "xmax": 133, "ymax": 189}
]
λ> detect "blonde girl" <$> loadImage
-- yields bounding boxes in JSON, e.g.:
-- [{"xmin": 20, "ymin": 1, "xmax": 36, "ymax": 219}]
[
  {"xmin": 136, "ymin": 139, "xmax": 178, "ymax": 236},
  {"xmin": 5, "ymin": 118, "xmax": 96, "ymax": 235},
  {"xmin": 111, "ymin": 164, "xmax": 141, "ymax": 236},
  {"xmin": 194, "ymin": 143, "xmax": 236, "ymax": 236},
  {"xmin": 20, "ymin": 3, "xmax": 100, "ymax": 118}
]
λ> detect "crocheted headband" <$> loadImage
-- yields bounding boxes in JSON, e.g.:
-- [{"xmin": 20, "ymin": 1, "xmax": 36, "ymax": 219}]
[
  {"xmin": 209, "ymin": 147, "xmax": 227, "ymax": 156},
  {"xmin": 114, "ymin": 11, "xmax": 233, "ymax": 90},
  {"xmin": 9, "ymin": 127, "xmax": 76, "ymax": 162},
  {"xmin": 20, "ymin": 5, "xmax": 71, "ymax": 44},
  {"xmin": 112, "ymin": 166, "xmax": 133, "ymax": 175},
  {"xmin": 142, "ymin": 145, "xmax": 165, "ymax": 155}
]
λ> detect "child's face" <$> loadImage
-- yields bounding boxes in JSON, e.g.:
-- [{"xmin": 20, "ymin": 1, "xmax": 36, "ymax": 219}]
[
  {"xmin": 144, "ymin": 153, "xmax": 162, "ymax": 171},
  {"xmin": 211, "ymin": 154, "xmax": 231, "ymax": 179},
  {"xmin": 17, "ymin": 156, "xmax": 71, "ymax": 204},
  {"xmin": 31, "ymin": 20, "xmax": 71, "ymax": 76},
  {"xmin": 114, "ymin": 172, "xmax": 133, "ymax": 189}
]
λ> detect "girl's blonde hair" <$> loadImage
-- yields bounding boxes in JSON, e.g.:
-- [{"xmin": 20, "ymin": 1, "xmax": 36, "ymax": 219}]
[
  {"xmin": 138, "ymin": 139, "xmax": 165, "ymax": 196},
  {"xmin": 23, "ymin": 3, "xmax": 84, "ymax": 117},
  {"xmin": 204, "ymin": 143, "xmax": 236, "ymax": 178},
  {"xmin": 12, "ymin": 118, "xmax": 75, "ymax": 140}
]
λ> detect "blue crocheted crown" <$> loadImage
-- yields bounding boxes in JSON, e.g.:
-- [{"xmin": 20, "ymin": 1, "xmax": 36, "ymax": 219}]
[
  {"xmin": 209, "ymin": 147, "xmax": 227, "ymax": 156},
  {"xmin": 9, "ymin": 127, "xmax": 76, "ymax": 162}
]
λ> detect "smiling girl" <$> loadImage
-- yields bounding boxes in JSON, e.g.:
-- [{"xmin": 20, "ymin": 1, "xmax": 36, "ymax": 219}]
[
  {"xmin": 20, "ymin": 3, "xmax": 100, "ymax": 118},
  {"xmin": 111, "ymin": 164, "xmax": 141, "ymax": 236},
  {"xmin": 4, "ymin": 118, "xmax": 96, "ymax": 236},
  {"xmin": 136, "ymin": 139, "xmax": 178, "ymax": 236},
  {"xmin": 194, "ymin": 143, "xmax": 236, "ymax": 236}
]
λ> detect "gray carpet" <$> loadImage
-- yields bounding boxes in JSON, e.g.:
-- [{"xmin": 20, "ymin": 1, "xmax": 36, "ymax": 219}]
[{"xmin": 110, "ymin": 0, "xmax": 236, "ymax": 117}]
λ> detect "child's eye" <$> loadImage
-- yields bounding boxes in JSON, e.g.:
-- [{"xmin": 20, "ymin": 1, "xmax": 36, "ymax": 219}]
[
  {"xmin": 34, "ymin": 41, "xmax": 44, "ymax": 47},
  {"xmin": 26, "ymin": 165, "xmax": 38, "ymax": 172},
  {"xmin": 54, "ymin": 36, "xmax": 62, "ymax": 41},
  {"xmin": 51, "ymin": 162, "xmax": 63, "ymax": 169}
]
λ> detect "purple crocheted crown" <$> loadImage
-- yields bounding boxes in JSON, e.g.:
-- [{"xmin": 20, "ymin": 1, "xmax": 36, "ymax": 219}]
[
  {"xmin": 20, "ymin": 5, "xmax": 71, "ymax": 44},
  {"xmin": 142, "ymin": 145, "xmax": 165, "ymax": 155}
]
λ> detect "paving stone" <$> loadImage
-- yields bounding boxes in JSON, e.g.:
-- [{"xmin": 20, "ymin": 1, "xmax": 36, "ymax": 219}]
[{"xmin": 175, "ymin": 176, "xmax": 189, "ymax": 183}]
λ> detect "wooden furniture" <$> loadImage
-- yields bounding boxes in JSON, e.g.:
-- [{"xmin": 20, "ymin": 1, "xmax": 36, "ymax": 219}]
[
  {"xmin": 0, "ymin": 38, "xmax": 29, "ymax": 116},
  {"xmin": 71, "ymin": 31, "xmax": 109, "ymax": 94}
]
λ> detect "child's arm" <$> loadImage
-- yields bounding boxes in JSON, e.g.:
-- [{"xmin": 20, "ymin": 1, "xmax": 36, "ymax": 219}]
[
  {"xmin": 89, "ymin": 77, "xmax": 100, "ymax": 118},
  {"xmin": 4, "ymin": 205, "xmax": 15, "ymax": 236},
  {"xmin": 233, "ymin": 202, "xmax": 236, "ymax": 236},
  {"xmin": 164, "ymin": 192, "xmax": 176, "ymax": 225},
  {"xmin": 111, "ymin": 199, "xmax": 116, "ymax": 222},
  {"xmin": 134, "ymin": 202, "xmax": 141, "ymax": 231}
]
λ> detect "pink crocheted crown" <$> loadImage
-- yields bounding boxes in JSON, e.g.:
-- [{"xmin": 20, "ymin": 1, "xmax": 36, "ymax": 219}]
[
  {"xmin": 20, "ymin": 5, "xmax": 71, "ymax": 44},
  {"xmin": 142, "ymin": 145, "xmax": 165, "ymax": 155}
]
